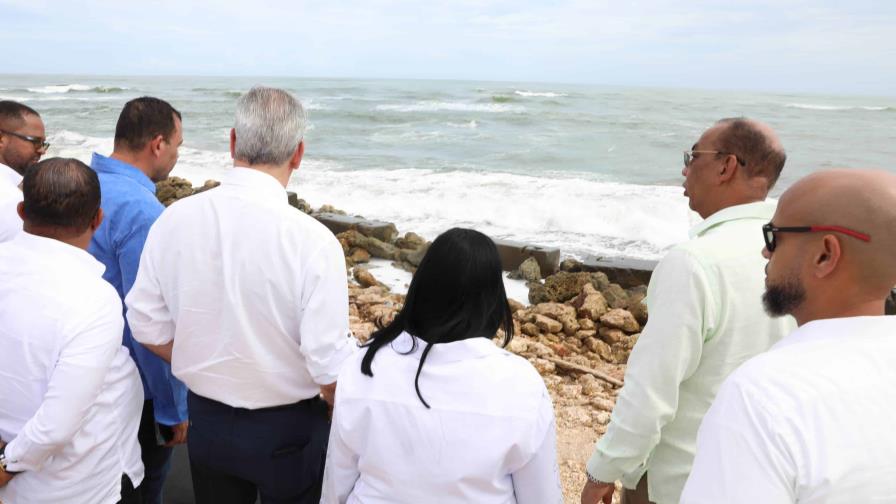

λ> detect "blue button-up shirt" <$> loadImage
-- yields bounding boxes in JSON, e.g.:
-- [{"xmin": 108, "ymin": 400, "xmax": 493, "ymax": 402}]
[{"xmin": 88, "ymin": 152, "xmax": 188, "ymax": 426}]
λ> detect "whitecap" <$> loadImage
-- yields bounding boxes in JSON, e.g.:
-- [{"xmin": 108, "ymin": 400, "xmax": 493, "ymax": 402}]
[
  {"xmin": 45, "ymin": 130, "xmax": 690, "ymax": 261},
  {"xmin": 446, "ymin": 120, "xmax": 478, "ymax": 129},
  {"xmin": 376, "ymin": 101, "xmax": 525, "ymax": 113},
  {"xmin": 514, "ymin": 90, "xmax": 568, "ymax": 98},
  {"xmin": 785, "ymin": 103, "xmax": 891, "ymax": 112},
  {"xmin": 27, "ymin": 84, "xmax": 93, "ymax": 94}
]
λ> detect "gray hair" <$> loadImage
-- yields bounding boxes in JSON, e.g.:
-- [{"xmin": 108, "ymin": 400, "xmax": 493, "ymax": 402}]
[{"xmin": 234, "ymin": 86, "xmax": 306, "ymax": 166}]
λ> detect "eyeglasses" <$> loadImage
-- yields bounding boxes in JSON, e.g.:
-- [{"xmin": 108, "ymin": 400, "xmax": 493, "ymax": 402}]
[
  {"xmin": 762, "ymin": 222, "xmax": 871, "ymax": 252},
  {"xmin": 683, "ymin": 150, "xmax": 746, "ymax": 167},
  {"xmin": 0, "ymin": 129, "xmax": 50, "ymax": 151}
]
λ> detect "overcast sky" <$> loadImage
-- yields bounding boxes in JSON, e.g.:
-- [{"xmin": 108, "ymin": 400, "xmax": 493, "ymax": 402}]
[{"xmin": 3, "ymin": 0, "xmax": 894, "ymax": 95}]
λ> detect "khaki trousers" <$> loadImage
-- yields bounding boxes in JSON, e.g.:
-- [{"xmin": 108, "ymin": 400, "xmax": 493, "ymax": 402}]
[{"xmin": 621, "ymin": 474, "xmax": 655, "ymax": 504}]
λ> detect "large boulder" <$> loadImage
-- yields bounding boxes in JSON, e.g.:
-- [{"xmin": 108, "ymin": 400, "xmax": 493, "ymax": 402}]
[
  {"xmin": 509, "ymin": 257, "xmax": 542, "ymax": 283},
  {"xmin": 399, "ymin": 246, "xmax": 428, "ymax": 267},
  {"xmin": 156, "ymin": 176, "xmax": 194, "ymax": 206},
  {"xmin": 349, "ymin": 248, "xmax": 371, "ymax": 264},
  {"xmin": 527, "ymin": 271, "xmax": 612, "ymax": 304},
  {"xmin": 534, "ymin": 314, "xmax": 563, "ymax": 334},
  {"xmin": 395, "ymin": 232, "xmax": 427, "ymax": 250},
  {"xmin": 573, "ymin": 290, "xmax": 610, "ymax": 321},
  {"xmin": 353, "ymin": 267, "xmax": 380, "ymax": 288},
  {"xmin": 599, "ymin": 308, "xmax": 640, "ymax": 333},
  {"xmin": 601, "ymin": 283, "xmax": 630, "ymax": 310}
]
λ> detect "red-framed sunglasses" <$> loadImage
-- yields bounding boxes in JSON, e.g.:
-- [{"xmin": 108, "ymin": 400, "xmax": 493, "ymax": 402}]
[{"xmin": 762, "ymin": 222, "xmax": 871, "ymax": 252}]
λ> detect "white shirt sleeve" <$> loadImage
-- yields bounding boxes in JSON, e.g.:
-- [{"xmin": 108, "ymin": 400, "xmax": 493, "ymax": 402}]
[
  {"xmin": 4, "ymin": 297, "xmax": 125, "ymax": 472},
  {"xmin": 586, "ymin": 248, "xmax": 713, "ymax": 484},
  {"xmin": 297, "ymin": 237, "xmax": 355, "ymax": 385},
  {"xmin": 680, "ymin": 375, "xmax": 797, "ymax": 504},
  {"xmin": 511, "ymin": 391, "xmax": 564, "ymax": 504},
  {"xmin": 320, "ymin": 393, "xmax": 361, "ymax": 504},
  {"xmin": 0, "ymin": 188, "xmax": 22, "ymax": 243},
  {"xmin": 125, "ymin": 225, "xmax": 175, "ymax": 346}
]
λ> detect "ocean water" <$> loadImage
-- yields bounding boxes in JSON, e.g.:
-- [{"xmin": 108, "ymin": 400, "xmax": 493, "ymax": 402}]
[{"xmin": 2, "ymin": 75, "xmax": 893, "ymax": 260}]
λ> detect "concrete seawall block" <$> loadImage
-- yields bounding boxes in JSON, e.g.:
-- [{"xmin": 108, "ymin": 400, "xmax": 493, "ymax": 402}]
[
  {"xmin": 580, "ymin": 256, "xmax": 657, "ymax": 288},
  {"xmin": 493, "ymin": 239, "xmax": 561, "ymax": 275},
  {"xmin": 313, "ymin": 213, "xmax": 399, "ymax": 243}
]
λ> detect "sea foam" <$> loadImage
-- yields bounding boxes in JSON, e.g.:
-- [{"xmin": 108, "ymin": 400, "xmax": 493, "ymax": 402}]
[
  {"xmin": 515, "ymin": 90, "xmax": 568, "ymax": 98},
  {"xmin": 785, "ymin": 103, "xmax": 891, "ymax": 112},
  {"xmin": 46, "ymin": 130, "xmax": 689, "ymax": 261},
  {"xmin": 376, "ymin": 101, "xmax": 525, "ymax": 113}
]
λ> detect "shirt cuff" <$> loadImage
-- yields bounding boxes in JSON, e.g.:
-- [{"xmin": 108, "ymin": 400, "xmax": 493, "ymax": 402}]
[
  {"xmin": 306, "ymin": 335, "xmax": 358, "ymax": 385},
  {"xmin": 586, "ymin": 447, "xmax": 627, "ymax": 485},
  {"xmin": 4, "ymin": 436, "xmax": 29, "ymax": 472}
]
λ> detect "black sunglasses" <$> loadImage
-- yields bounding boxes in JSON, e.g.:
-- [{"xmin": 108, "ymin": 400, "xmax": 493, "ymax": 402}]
[
  {"xmin": 762, "ymin": 222, "xmax": 871, "ymax": 252},
  {"xmin": 0, "ymin": 129, "xmax": 50, "ymax": 150}
]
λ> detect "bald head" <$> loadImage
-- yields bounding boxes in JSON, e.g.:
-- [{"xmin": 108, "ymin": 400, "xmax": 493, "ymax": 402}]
[
  {"xmin": 715, "ymin": 118, "xmax": 786, "ymax": 189},
  {"xmin": 777, "ymin": 169, "xmax": 896, "ymax": 296}
]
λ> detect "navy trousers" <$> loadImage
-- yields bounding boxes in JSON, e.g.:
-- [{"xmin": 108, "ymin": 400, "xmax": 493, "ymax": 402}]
[{"xmin": 187, "ymin": 391, "xmax": 330, "ymax": 504}]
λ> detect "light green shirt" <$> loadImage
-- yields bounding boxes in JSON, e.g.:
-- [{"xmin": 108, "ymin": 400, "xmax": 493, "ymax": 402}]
[{"xmin": 586, "ymin": 200, "xmax": 796, "ymax": 504}]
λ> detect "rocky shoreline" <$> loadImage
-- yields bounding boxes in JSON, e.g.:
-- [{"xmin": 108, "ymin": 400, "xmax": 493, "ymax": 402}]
[{"xmin": 157, "ymin": 174, "xmax": 651, "ymax": 500}]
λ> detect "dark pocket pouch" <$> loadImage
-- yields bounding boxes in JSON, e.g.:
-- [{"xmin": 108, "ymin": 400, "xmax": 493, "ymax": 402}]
[{"xmin": 261, "ymin": 410, "xmax": 330, "ymax": 501}]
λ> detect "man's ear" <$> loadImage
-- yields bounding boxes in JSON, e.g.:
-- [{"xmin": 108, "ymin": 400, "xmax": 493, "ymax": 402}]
[
  {"xmin": 16, "ymin": 201, "xmax": 25, "ymax": 220},
  {"xmin": 814, "ymin": 234, "xmax": 841, "ymax": 279},
  {"xmin": 230, "ymin": 128, "xmax": 237, "ymax": 160},
  {"xmin": 718, "ymin": 155, "xmax": 739, "ymax": 183},
  {"xmin": 91, "ymin": 208, "xmax": 104, "ymax": 231},
  {"xmin": 149, "ymin": 134, "xmax": 164, "ymax": 158},
  {"xmin": 289, "ymin": 141, "xmax": 305, "ymax": 171}
]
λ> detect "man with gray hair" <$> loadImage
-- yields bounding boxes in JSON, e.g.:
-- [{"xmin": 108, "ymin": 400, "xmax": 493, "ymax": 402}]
[{"xmin": 126, "ymin": 87, "xmax": 355, "ymax": 504}]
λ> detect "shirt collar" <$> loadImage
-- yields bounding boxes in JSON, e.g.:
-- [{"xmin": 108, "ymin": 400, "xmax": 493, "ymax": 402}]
[
  {"xmin": 221, "ymin": 166, "xmax": 288, "ymax": 203},
  {"xmin": 13, "ymin": 231, "xmax": 106, "ymax": 276},
  {"xmin": 689, "ymin": 200, "xmax": 778, "ymax": 239},
  {"xmin": 90, "ymin": 152, "xmax": 157, "ymax": 194},
  {"xmin": 390, "ymin": 331, "xmax": 502, "ymax": 364},
  {"xmin": 773, "ymin": 315, "xmax": 896, "ymax": 350},
  {"xmin": 1, "ymin": 163, "xmax": 23, "ymax": 189}
]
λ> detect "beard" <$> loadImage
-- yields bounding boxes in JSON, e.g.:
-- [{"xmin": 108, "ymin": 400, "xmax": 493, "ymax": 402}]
[{"xmin": 762, "ymin": 275, "xmax": 806, "ymax": 317}]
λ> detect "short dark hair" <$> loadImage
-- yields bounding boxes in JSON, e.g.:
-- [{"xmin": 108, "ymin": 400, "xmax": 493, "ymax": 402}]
[
  {"xmin": 0, "ymin": 100, "xmax": 40, "ymax": 130},
  {"xmin": 22, "ymin": 157, "xmax": 100, "ymax": 233},
  {"xmin": 114, "ymin": 97, "xmax": 182, "ymax": 152},
  {"xmin": 716, "ymin": 117, "xmax": 786, "ymax": 189},
  {"xmin": 360, "ymin": 227, "xmax": 514, "ymax": 408}
]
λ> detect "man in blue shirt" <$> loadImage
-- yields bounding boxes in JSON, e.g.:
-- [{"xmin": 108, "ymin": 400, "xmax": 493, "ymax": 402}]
[{"xmin": 88, "ymin": 97, "xmax": 187, "ymax": 504}]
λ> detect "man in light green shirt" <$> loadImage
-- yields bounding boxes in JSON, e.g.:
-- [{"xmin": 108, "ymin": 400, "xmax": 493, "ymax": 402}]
[{"xmin": 581, "ymin": 118, "xmax": 796, "ymax": 504}]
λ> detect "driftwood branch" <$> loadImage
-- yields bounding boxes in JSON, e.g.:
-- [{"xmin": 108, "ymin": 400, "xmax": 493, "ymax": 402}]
[{"xmin": 543, "ymin": 356, "xmax": 624, "ymax": 387}]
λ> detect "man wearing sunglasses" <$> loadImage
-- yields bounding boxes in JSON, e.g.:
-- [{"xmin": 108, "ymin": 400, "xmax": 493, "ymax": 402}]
[
  {"xmin": 0, "ymin": 100, "xmax": 49, "ymax": 242},
  {"xmin": 582, "ymin": 118, "xmax": 795, "ymax": 504},
  {"xmin": 682, "ymin": 169, "xmax": 896, "ymax": 503}
]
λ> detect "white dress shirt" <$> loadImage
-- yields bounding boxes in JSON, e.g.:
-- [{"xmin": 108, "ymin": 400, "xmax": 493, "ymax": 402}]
[
  {"xmin": 682, "ymin": 316, "xmax": 896, "ymax": 504},
  {"xmin": 586, "ymin": 201, "xmax": 796, "ymax": 504},
  {"xmin": 126, "ymin": 167, "xmax": 355, "ymax": 408},
  {"xmin": 321, "ymin": 332, "xmax": 563, "ymax": 504},
  {"xmin": 0, "ymin": 232, "xmax": 144, "ymax": 504},
  {"xmin": 0, "ymin": 163, "xmax": 23, "ymax": 242}
]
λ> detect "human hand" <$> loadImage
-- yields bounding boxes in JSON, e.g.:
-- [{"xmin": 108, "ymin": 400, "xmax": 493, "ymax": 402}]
[
  {"xmin": 320, "ymin": 382, "xmax": 337, "ymax": 419},
  {"xmin": 0, "ymin": 468, "xmax": 12, "ymax": 488},
  {"xmin": 164, "ymin": 420, "xmax": 189, "ymax": 447},
  {"xmin": 581, "ymin": 479, "xmax": 615, "ymax": 504},
  {"xmin": 0, "ymin": 439, "xmax": 12, "ymax": 488},
  {"xmin": 320, "ymin": 382, "xmax": 337, "ymax": 408}
]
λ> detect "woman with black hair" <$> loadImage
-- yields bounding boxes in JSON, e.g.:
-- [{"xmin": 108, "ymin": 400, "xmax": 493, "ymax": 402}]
[{"xmin": 321, "ymin": 227, "xmax": 562, "ymax": 504}]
